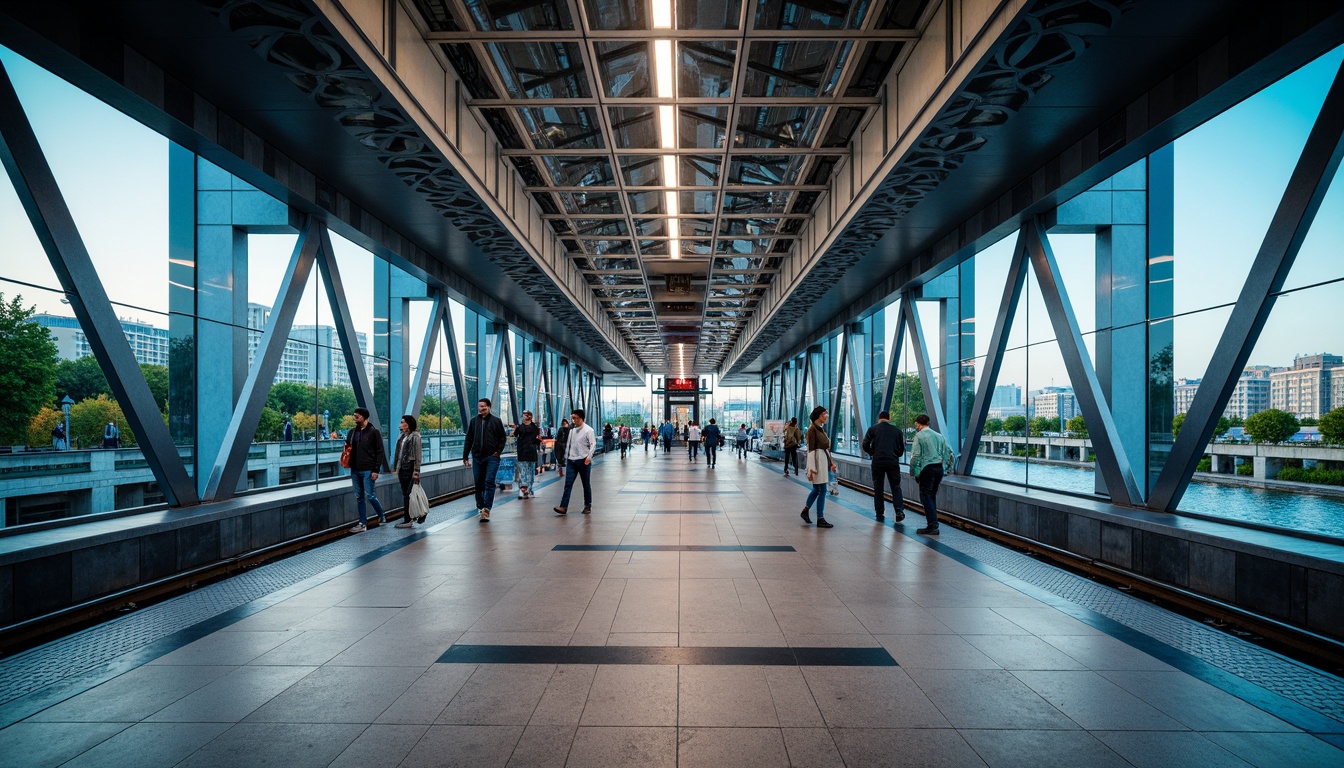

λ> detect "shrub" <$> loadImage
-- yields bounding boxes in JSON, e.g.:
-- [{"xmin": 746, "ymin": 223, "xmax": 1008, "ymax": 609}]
[
  {"xmin": 1195, "ymin": 457, "xmax": 1212, "ymax": 472},
  {"xmin": 1275, "ymin": 466, "xmax": 1344, "ymax": 486},
  {"xmin": 1236, "ymin": 463, "xmax": 1253, "ymax": 476}
]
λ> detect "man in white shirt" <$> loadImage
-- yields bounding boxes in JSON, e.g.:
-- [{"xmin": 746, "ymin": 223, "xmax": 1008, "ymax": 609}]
[
  {"xmin": 554, "ymin": 408, "xmax": 596, "ymax": 515},
  {"xmin": 687, "ymin": 421, "xmax": 702, "ymax": 462}
]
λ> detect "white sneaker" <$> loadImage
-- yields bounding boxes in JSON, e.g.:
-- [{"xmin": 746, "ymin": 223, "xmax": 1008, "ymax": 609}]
[
  {"xmin": 479, "ymin": 508, "xmax": 490, "ymax": 522},
  {"xmin": 349, "ymin": 523, "xmax": 367, "ymax": 533}
]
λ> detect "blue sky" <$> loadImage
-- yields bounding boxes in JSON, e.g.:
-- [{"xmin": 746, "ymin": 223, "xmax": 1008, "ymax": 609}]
[{"xmin": 1, "ymin": 42, "xmax": 1341, "ymax": 391}]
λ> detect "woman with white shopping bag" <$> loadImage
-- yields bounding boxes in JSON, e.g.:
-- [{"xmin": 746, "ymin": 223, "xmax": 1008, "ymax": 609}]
[{"xmin": 394, "ymin": 414, "xmax": 427, "ymax": 528}]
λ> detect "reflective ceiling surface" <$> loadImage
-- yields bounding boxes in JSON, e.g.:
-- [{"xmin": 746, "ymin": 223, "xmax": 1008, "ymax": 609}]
[{"xmin": 410, "ymin": 0, "xmax": 933, "ymax": 375}]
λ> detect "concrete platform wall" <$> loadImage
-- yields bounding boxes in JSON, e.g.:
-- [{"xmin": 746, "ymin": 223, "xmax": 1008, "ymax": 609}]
[
  {"xmin": 0, "ymin": 465, "xmax": 473, "ymax": 631},
  {"xmin": 832, "ymin": 456, "xmax": 1344, "ymax": 644}
]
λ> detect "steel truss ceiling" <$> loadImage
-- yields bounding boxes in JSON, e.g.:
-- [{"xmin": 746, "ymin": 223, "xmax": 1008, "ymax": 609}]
[{"xmin": 409, "ymin": 0, "xmax": 932, "ymax": 375}]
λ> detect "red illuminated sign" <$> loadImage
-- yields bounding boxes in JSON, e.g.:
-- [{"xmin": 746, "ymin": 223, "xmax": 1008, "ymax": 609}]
[{"xmin": 667, "ymin": 378, "xmax": 697, "ymax": 392}]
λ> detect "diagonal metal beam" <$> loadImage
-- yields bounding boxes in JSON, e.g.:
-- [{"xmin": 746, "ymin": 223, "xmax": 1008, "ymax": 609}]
[
  {"xmin": 845, "ymin": 328, "xmax": 868, "ymax": 442},
  {"xmin": 902, "ymin": 295, "xmax": 946, "ymax": 435},
  {"xmin": 1025, "ymin": 219, "xmax": 1142, "ymax": 506},
  {"xmin": 829, "ymin": 329, "xmax": 848, "ymax": 442},
  {"xmin": 957, "ymin": 228, "xmax": 1029, "ymax": 475},
  {"xmin": 406, "ymin": 291, "xmax": 445, "ymax": 417},
  {"xmin": 315, "ymin": 226, "xmax": 382, "ymax": 436},
  {"xmin": 203, "ymin": 219, "xmax": 320, "ymax": 501},
  {"xmin": 439, "ymin": 301, "xmax": 468, "ymax": 428},
  {"xmin": 1149, "ymin": 59, "xmax": 1344, "ymax": 512},
  {"xmin": 0, "ymin": 60, "xmax": 198, "ymax": 507},
  {"xmin": 880, "ymin": 300, "xmax": 908, "ymax": 418}
]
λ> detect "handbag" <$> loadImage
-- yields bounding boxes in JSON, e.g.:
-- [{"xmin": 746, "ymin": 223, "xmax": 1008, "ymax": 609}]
[
  {"xmin": 409, "ymin": 483, "xmax": 429, "ymax": 521},
  {"xmin": 340, "ymin": 437, "xmax": 352, "ymax": 469}
]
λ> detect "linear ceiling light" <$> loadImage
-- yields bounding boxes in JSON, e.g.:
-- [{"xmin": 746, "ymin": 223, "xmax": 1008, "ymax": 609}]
[{"xmin": 652, "ymin": 8, "xmax": 679, "ymax": 260}]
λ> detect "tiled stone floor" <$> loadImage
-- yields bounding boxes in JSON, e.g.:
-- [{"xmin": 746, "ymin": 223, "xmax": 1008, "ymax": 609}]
[{"xmin": 1, "ymin": 448, "xmax": 1342, "ymax": 766}]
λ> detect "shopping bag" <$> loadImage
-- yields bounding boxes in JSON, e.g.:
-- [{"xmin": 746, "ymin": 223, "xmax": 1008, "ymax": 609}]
[{"xmin": 409, "ymin": 483, "xmax": 429, "ymax": 520}]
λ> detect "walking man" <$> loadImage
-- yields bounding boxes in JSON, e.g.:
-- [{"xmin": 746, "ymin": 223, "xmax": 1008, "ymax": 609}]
[
  {"xmin": 347, "ymin": 407, "xmax": 390, "ymax": 532},
  {"xmin": 862, "ymin": 410, "xmax": 906, "ymax": 523},
  {"xmin": 702, "ymin": 419, "xmax": 722, "ymax": 468},
  {"xmin": 910, "ymin": 414, "xmax": 955, "ymax": 535},
  {"xmin": 463, "ymin": 398, "xmax": 507, "ymax": 522},
  {"xmin": 555, "ymin": 408, "xmax": 595, "ymax": 515},
  {"xmin": 735, "ymin": 424, "xmax": 749, "ymax": 459},
  {"xmin": 687, "ymin": 421, "xmax": 702, "ymax": 462},
  {"xmin": 659, "ymin": 419, "xmax": 674, "ymax": 453},
  {"xmin": 782, "ymin": 417, "xmax": 802, "ymax": 476}
]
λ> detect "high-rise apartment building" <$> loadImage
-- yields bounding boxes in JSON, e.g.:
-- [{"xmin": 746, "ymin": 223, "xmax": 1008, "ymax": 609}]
[
  {"xmin": 1270, "ymin": 354, "xmax": 1341, "ymax": 420},
  {"xmin": 1224, "ymin": 366, "xmax": 1274, "ymax": 420},
  {"xmin": 1173, "ymin": 377, "xmax": 1202, "ymax": 416},
  {"xmin": 32, "ymin": 313, "xmax": 171, "ymax": 367},
  {"xmin": 1029, "ymin": 387, "xmax": 1078, "ymax": 423},
  {"xmin": 246, "ymin": 303, "xmax": 368, "ymax": 388}
]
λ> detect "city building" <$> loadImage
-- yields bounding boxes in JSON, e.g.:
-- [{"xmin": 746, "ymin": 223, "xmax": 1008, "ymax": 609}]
[
  {"xmin": 246, "ymin": 303, "xmax": 369, "ymax": 388},
  {"xmin": 991, "ymin": 383, "xmax": 1022, "ymax": 410},
  {"xmin": 1029, "ymin": 387, "xmax": 1079, "ymax": 424},
  {"xmin": 31, "ymin": 313, "xmax": 170, "ymax": 367},
  {"xmin": 1173, "ymin": 377, "xmax": 1202, "ymax": 416},
  {"xmin": 1270, "ymin": 353, "xmax": 1342, "ymax": 420},
  {"xmin": 1225, "ymin": 365, "xmax": 1275, "ymax": 420},
  {"xmin": 1333, "ymin": 368, "xmax": 1344, "ymax": 416}
]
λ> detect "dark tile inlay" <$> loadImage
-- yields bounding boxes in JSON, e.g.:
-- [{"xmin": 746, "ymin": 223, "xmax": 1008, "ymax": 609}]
[
  {"xmin": 636, "ymin": 510, "xmax": 721, "ymax": 514},
  {"xmin": 552, "ymin": 545, "xmax": 793, "ymax": 552},
  {"xmin": 619, "ymin": 489, "xmax": 742, "ymax": 494},
  {"xmin": 437, "ymin": 644, "xmax": 897, "ymax": 666}
]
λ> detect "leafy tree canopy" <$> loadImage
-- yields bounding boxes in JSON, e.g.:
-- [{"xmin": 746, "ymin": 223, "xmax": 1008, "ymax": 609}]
[
  {"xmin": 984, "ymin": 417, "xmax": 1003, "ymax": 435},
  {"xmin": 1002, "ymin": 415, "xmax": 1027, "ymax": 434},
  {"xmin": 1028, "ymin": 416, "xmax": 1054, "ymax": 436},
  {"xmin": 1172, "ymin": 412, "xmax": 1186, "ymax": 439},
  {"xmin": 1066, "ymin": 415, "xmax": 1087, "ymax": 436},
  {"xmin": 1317, "ymin": 408, "xmax": 1344, "ymax": 445},
  {"xmin": 1243, "ymin": 409, "xmax": 1300, "ymax": 444},
  {"xmin": 0, "ymin": 294, "xmax": 59, "ymax": 445},
  {"xmin": 70, "ymin": 394, "xmax": 134, "ymax": 448},
  {"xmin": 55, "ymin": 355, "xmax": 110, "ymax": 404}
]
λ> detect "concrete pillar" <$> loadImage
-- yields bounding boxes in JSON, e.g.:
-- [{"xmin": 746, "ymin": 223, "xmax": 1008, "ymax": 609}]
[
  {"xmin": 264, "ymin": 443, "xmax": 280, "ymax": 487},
  {"xmin": 1254, "ymin": 456, "xmax": 1283, "ymax": 480}
]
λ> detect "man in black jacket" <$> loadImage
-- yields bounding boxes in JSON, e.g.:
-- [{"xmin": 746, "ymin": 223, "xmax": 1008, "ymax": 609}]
[
  {"xmin": 862, "ymin": 410, "xmax": 906, "ymax": 523},
  {"xmin": 347, "ymin": 407, "xmax": 391, "ymax": 533},
  {"xmin": 702, "ymin": 419, "xmax": 722, "ymax": 468},
  {"xmin": 463, "ymin": 398, "xmax": 508, "ymax": 522}
]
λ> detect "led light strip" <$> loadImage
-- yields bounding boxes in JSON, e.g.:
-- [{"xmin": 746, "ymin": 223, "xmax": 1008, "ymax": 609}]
[{"xmin": 653, "ymin": 1, "xmax": 679, "ymax": 259}]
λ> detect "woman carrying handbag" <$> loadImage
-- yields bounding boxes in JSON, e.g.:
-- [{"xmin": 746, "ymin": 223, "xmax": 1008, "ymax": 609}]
[{"xmin": 394, "ymin": 414, "xmax": 427, "ymax": 528}]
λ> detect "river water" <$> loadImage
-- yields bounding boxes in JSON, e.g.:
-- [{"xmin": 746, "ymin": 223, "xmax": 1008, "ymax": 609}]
[{"xmin": 970, "ymin": 456, "xmax": 1344, "ymax": 540}]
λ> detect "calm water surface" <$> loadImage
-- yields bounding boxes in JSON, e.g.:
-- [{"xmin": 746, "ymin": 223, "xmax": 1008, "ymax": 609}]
[{"xmin": 970, "ymin": 456, "xmax": 1344, "ymax": 539}]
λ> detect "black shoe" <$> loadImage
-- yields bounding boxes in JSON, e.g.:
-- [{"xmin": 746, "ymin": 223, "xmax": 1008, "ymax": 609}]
[
  {"xmin": 554, "ymin": 506, "xmax": 567, "ymax": 515},
  {"xmin": 417, "ymin": 516, "xmax": 426, "ymax": 524},
  {"xmin": 917, "ymin": 526, "xmax": 939, "ymax": 535},
  {"xmin": 800, "ymin": 508, "xmax": 811, "ymax": 524},
  {"xmin": 582, "ymin": 507, "xmax": 591, "ymax": 514},
  {"xmin": 875, "ymin": 514, "xmax": 884, "ymax": 522},
  {"xmin": 895, "ymin": 512, "xmax": 906, "ymax": 523},
  {"xmin": 817, "ymin": 519, "xmax": 833, "ymax": 528}
]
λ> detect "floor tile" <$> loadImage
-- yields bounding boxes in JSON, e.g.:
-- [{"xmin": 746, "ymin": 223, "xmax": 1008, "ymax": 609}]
[
  {"xmin": 59, "ymin": 722, "xmax": 231, "ymax": 768},
  {"xmin": 1099, "ymin": 670, "xmax": 1299, "ymax": 731},
  {"xmin": 829, "ymin": 727, "xmax": 990, "ymax": 767},
  {"xmin": 399, "ymin": 724, "xmax": 523, "ymax": 768},
  {"xmin": 580, "ymin": 665, "xmax": 678, "ymax": 726},
  {"xmin": 0, "ymin": 721, "xmax": 128, "ymax": 768},
  {"xmin": 801, "ymin": 667, "xmax": 949, "ymax": 728},
  {"xmin": 781, "ymin": 727, "xmax": 846, "ymax": 767},
  {"xmin": 1013, "ymin": 670, "xmax": 1185, "ymax": 730},
  {"xmin": 146, "ymin": 665, "xmax": 315, "ymax": 722},
  {"xmin": 328, "ymin": 724, "xmax": 429, "ymax": 768},
  {"xmin": 376, "ymin": 664, "xmax": 478, "ymax": 725},
  {"xmin": 1094, "ymin": 731, "xmax": 1254, "ymax": 767},
  {"xmin": 177, "ymin": 722, "xmax": 364, "ymax": 767},
  {"xmin": 877, "ymin": 634, "xmax": 1001, "ymax": 670},
  {"xmin": 678, "ymin": 726, "xmax": 788, "ymax": 767},
  {"xmin": 959, "ymin": 729, "xmax": 1132, "ymax": 768},
  {"xmin": 244, "ymin": 666, "xmax": 424, "ymax": 723},
  {"xmin": 26, "ymin": 665, "xmax": 233, "ymax": 723},
  {"xmin": 507, "ymin": 725, "xmax": 576, "ymax": 766},
  {"xmin": 905, "ymin": 669, "xmax": 1077, "ymax": 730},
  {"xmin": 678, "ymin": 666, "xmax": 777, "ymax": 727},
  {"xmin": 564, "ymin": 726, "xmax": 676, "ymax": 768},
  {"xmin": 1201, "ymin": 731, "xmax": 1344, "ymax": 768},
  {"xmin": 438, "ymin": 664, "xmax": 556, "ymax": 725}
]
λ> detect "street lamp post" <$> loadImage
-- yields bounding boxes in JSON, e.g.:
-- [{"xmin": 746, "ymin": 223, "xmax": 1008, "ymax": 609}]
[
  {"xmin": 323, "ymin": 410, "xmax": 330, "ymax": 439},
  {"xmin": 60, "ymin": 395, "xmax": 74, "ymax": 451}
]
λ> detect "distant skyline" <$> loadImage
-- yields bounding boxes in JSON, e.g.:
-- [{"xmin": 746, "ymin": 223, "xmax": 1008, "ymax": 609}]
[{"xmin": 1, "ymin": 42, "xmax": 1341, "ymax": 391}]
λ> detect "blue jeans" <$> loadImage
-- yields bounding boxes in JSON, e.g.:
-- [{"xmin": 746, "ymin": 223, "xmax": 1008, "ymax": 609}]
[
  {"xmin": 560, "ymin": 458, "xmax": 592, "ymax": 509},
  {"xmin": 805, "ymin": 483, "xmax": 827, "ymax": 518},
  {"xmin": 705, "ymin": 444, "xmax": 717, "ymax": 466},
  {"xmin": 352, "ymin": 470, "xmax": 386, "ymax": 524},
  {"xmin": 517, "ymin": 460, "xmax": 536, "ymax": 490},
  {"xmin": 472, "ymin": 454, "xmax": 500, "ymax": 510}
]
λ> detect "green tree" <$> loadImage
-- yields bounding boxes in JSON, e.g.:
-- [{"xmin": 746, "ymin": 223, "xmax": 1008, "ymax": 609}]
[
  {"xmin": 984, "ymin": 417, "xmax": 1003, "ymax": 435},
  {"xmin": 1066, "ymin": 415, "xmax": 1087, "ymax": 436},
  {"xmin": 1244, "ymin": 409, "xmax": 1300, "ymax": 444},
  {"xmin": 1172, "ymin": 412, "xmax": 1186, "ymax": 439},
  {"xmin": 614, "ymin": 412, "xmax": 645, "ymax": 429},
  {"xmin": 255, "ymin": 406, "xmax": 285, "ymax": 442},
  {"xmin": 70, "ymin": 394, "xmax": 134, "ymax": 448},
  {"xmin": 0, "ymin": 294, "xmax": 59, "ymax": 445},
  {"xmin": 55, "ymin": 355, "xmax": 110, "ymax": 403},
  {"xmin": 888, "ymin": 372, "xmax": 927, "ymax": 429},
  {"xmin": 1214, "ymin": 416, "xmax": 1232, "ymax": 439},
  {"xmin": 1300, "ymin": 416, "xmax": 1318, "ymax": 427},
  {"xmin": 140, "ymin": 363, "xmax": 169, "ymax": 413},
  {"xmin": 1003, "ymin": 415, "xmax": 1026, "ymax": 435},
  {"xmin": 1028, "ymin": 416, "xmax": 1053, "ymax": 436},
  {"xmin": 317, "ymin": 386, "xmax": 358, "ymax": 422},
  {"xmin": 27, "ymin": 406, "xmax": 64, "ymax": 448},
  {"xmin": 1318, "ymin": 407, "xmax": 1344, "ymax": 445},
  {"xmin": 267, "ymin": 381, "xmax": 314, "ymax": 416}
]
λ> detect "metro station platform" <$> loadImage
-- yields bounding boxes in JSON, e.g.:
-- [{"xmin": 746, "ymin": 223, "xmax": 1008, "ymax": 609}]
[{"xmin": 1, "ymin": 451, "xmax": 1342, "ymax": 767}]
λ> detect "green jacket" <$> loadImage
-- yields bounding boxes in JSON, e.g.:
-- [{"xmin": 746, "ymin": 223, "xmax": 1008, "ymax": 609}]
[{"xmin": 910, "ymin": 427, "xmax": 954, "ymax": 477}]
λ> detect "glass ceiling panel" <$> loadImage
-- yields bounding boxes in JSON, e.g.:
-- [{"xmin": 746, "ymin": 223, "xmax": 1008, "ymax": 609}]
[
  {"xmin": 542, "ymin": 156, "xmax": 616, "ymax": 186},
  {"xmin": 680, "ymin": 42, "xmax": 736, "ymax": 99},
  {"xmin": 617, "ymin": 154, "xmax": 663, "ymax": 186},
  {"xmin": 755, "ymin": 0, "xmax": 871, "ymax": 31},
  {"xmin": 715, "ymin": 256, "xmax": 766, "ymax": 270},
  {"xmin": 593, "ymin": 257, "xmax": 640, "ymax": 270},
  {"xmin": 627, "ymin": 190, "xmax": 666, "ymax": 215},
  {"xmin": 595, "ymin": 42, "xmax": 651, "ymax": 98},
  {"xmin": 723, "ymin": 190, "xmax": 793, "ymax": 215},
  {"xmin": 633, "ymin": 218, "xmax": 666, "ymax": 237},
  {"xmin": 683, "ymin": 218, "xmax": 716, "ymax": 238},
  {"xmin": 719, "ymin": 218, "xmax": 782, "ymax": 237},
  {"xmin": 586, "ymin": 238, "xmax": 637, "ymax": 255},
  {"xmin": 679, "ymin": 0, "xmax": 743, "ymax": 29},
  {"xmin": 744, "ymin": 41, "xmax": 837, "ymax": 98},
  {"xmin": 736, "ymin": 105, "xmax": 825, "ymax": 148},
  {"xmin": 487, "ymin": 42, "xmax": 591, "ymax": 99},
  {"xmin": 680, "ymin": 190, "xmax": 717, "ymax": 215},
  {"xmin": 609, "ymin": 107, "xmax": 659, "ymax": 148},
  {"xmin": 518, "ymin": 106, "xmax": 604, "ymax": 149},
  {"xmin": 582, "ymin": 0, "xmax": 647, "ymax": 30},
  {"xmin": 573, "ymin": 218, "xmax": 630, "ymax": 237},
  {"xmin": 680, "ymin": 107, "xmax": 729, "ymax": 149},
  {"xmin": 728, "ymin": 155, "xmax": 805, "ymax": 185},
  {"xmin": 560, "ymin": 191, "xmax": 622, "ymax": 214},
  {"xmin": 716, "ymin": 239, "xmax": 775, "ymax": 255},
  {"xmin": 681, "ymin": 155, "xmax": 720, "ymax": 186},
  {"xmin": 465, "ymin": 0, "xmax": 574, "ymax": 31}
]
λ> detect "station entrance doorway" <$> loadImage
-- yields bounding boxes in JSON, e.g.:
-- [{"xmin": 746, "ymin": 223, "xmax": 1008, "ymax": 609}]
[{"xmin": 656, "ymin": 377, "xmax": 707, "ymax": 432}]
